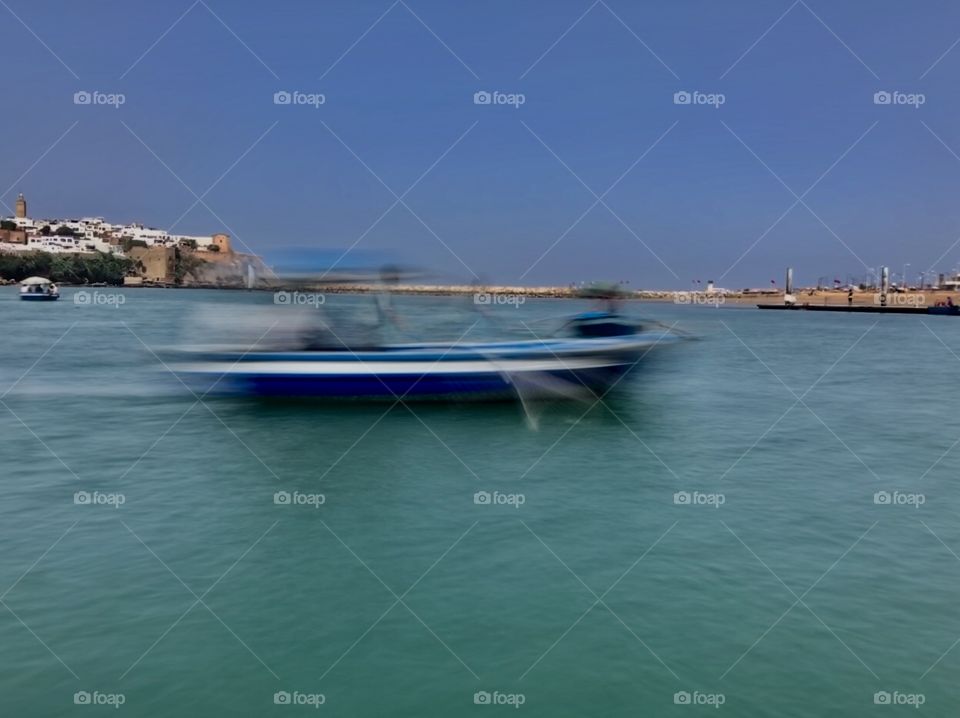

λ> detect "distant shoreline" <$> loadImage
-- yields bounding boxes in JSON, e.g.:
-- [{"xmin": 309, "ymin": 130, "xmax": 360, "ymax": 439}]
[{"xmin": 11, "ymin": 281, "xmax": 957, "ymax": 307}]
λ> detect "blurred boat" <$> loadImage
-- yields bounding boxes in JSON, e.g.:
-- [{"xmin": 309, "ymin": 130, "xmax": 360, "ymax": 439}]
[
  {"xmin": 173, "ymin": 312, "xmax": 682, "ymax": 401},
  {"xmin": 19, "ymin": 277, "xmax": 59, "ymax": 301}
]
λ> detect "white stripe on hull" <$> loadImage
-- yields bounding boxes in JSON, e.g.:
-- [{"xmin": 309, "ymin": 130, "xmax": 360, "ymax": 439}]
[{"xmin": 176, "ymin": 356, "xmax": 626, "ymax": 376}]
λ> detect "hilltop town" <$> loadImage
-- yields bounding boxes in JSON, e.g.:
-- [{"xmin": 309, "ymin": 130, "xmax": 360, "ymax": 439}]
[{"xmin": 0, "ymin": 193, "xmax": 266, "ymax": 286}]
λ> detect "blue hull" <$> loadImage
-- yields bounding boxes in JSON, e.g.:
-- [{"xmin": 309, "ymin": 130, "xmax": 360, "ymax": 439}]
[
  {"xmin": 217, "ymin": 364, "xmax": 633, "ymax": 400},
  {"xmin": 20, "ymin": 294, "xmax": 59, "ymax": 301},
  {"xmin": 174, "ymin": 328, "xmax": 680, "ymax": 402}
]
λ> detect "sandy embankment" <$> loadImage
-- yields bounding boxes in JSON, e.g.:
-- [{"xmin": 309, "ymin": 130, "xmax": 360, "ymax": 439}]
[
  {"xmin": 706, "ymin": 289, "xmax": 957, "ymax": 307},
  {"xmin": 310, "ymin": 284, "xmax": 958, "ymax": 307}
]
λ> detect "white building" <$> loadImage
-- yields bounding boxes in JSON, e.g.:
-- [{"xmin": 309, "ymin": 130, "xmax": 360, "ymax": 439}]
[
  {"xmin": 25, "ymin": 235, "xmax": 97, "ymax": 253},
  {"xmin": 2, "ymin": 195, "xmax": 216, "ymax": 257}
]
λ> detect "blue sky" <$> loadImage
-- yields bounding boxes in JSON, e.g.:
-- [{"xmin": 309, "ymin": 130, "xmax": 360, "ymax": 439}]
[{"xmin": 3, "ymin": 0, "xmax": 960, "ymax": 288}]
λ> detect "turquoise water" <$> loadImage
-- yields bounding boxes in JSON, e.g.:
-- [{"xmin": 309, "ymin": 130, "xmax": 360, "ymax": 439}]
[{"xmin": 2, "ymin": 287, "xmax": 959, "ymax": 716}]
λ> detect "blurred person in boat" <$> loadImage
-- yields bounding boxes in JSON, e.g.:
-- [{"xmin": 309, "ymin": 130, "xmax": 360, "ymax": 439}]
[
  {"xmin": 374, "ymin": 264, "xmax": 406, "ymax": 333},
  {"xmin": 299, "ymin": 264, "xmax": 407, "ymax": 350}
]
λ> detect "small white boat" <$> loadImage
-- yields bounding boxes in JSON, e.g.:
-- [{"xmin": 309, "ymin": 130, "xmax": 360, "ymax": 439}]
[{"xmin": 19, "ymin": 276, "xmax": 60, "ymax": 301}]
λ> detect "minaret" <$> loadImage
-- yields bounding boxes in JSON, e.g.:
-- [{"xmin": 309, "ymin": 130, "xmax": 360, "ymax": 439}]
[{"xmin": 15, "ymin": 193, "xmax": 26, "ymax": 219}]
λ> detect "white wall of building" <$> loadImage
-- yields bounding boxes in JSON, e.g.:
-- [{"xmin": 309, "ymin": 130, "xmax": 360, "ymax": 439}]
[{"xmin": 3, "ymin": 209, "xmax": 212, "ymax": 256}]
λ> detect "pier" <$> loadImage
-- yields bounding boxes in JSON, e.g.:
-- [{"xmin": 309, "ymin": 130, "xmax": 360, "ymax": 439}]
[
  {"xmin": 756, "ymin": 266, "xmax": 960, "ymax": 316},
  {"xmin": 757, "ymin": 304, "xmax": 959, "ymax": 315}
]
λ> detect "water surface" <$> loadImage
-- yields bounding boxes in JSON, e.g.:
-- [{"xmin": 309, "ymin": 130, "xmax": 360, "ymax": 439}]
[{"xmin": 1, "ymin": 288, "xmax": 957, "ymax": 716}]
